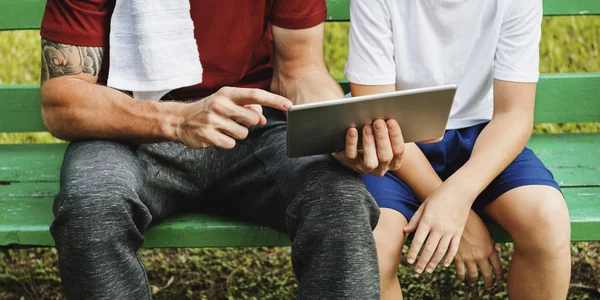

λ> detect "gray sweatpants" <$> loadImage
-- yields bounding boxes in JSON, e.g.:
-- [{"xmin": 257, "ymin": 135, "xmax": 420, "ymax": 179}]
[{"xmin": 50, "ymin": 108, "xmax": 381, "ymax": 299}]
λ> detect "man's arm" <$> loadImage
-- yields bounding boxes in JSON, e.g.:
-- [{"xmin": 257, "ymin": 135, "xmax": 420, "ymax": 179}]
[
  {"xmin": 40, "ymin": 39, "xmax": 291, "ymax": 148},
  {"xmin": 40, "ymin": 39, "xmax": 186, "ymax": 142},
  {"xmin": 270, "ymin": 24, "xmax": 343, "ymax": 104}
]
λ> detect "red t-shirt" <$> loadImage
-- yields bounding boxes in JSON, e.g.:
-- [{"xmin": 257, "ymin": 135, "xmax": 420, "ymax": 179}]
[{"xmin": 40, "ymin": 0, "xmax": 327, "ymax": 99}]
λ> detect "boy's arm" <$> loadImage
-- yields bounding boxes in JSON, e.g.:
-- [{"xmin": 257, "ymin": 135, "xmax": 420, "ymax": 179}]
[
  {"xmin": 403, "ymin": 0, "xmax": 542, "ymax": 272},
  {"xmin": 391, "ymin": 143, "xmax": 442, "ymax": 201}
]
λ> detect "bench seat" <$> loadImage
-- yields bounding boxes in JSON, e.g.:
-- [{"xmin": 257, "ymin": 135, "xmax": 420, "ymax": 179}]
[{"xmin": 1, "ymin": 132, "xmax": 599, "ymax": 247}]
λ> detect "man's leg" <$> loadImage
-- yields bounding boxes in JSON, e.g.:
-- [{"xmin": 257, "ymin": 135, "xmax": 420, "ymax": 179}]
[
  {"xmin": 51, "ymin": 141, "xmax": 180, "ymax": 300},
  {"xmin": 188, "ymin": 111, "xmax": 381, "ymax": 299},
  {"xmin": 483, "ymin": 185, "xmax": 571, "ymax": 300}
]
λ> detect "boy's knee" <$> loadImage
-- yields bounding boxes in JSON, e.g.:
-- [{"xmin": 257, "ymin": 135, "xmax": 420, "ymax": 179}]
[{"xmin": 512, "ymin": 191, "xmax": 570, "ymax": 254}]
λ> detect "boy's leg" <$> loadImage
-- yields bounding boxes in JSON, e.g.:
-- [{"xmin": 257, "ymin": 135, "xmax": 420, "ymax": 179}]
[
  {"xmin": 374, "ymin": 208, "xmax": 408, "ymax": 300},
  {"xmin": 483, "ymin": 185, "xmax": 570, "ymax": 300},
  {"xmin": 362, "ymin": 172, "xmax": 421, "ymax": 300}
]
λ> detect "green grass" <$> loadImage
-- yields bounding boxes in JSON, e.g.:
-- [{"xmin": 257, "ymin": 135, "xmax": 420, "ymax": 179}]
[{"xmin": 1, "ymin": 16, "xmax": 600, "ymax": 299}]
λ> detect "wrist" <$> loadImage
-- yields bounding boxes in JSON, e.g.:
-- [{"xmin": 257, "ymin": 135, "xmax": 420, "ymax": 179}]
[
  {"xmin": 155, "ymin": 101, "xmax": 187, "ymax": 142},
  {"xmin": 442, "ymin": 172, "xmax": 483, "ymax": 205}
]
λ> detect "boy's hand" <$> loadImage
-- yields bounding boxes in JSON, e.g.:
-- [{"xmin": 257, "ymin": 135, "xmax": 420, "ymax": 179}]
[
  {"xmin": 454, "ymin": 212, "xmax": 503, "ymax": 290},
  {"xmin": 333, "ymin": 119, "xmax": 405, "ymax": 176},
  {"xmin": 403, "ymin": 182, "xmax": 472, "ymax": 274}
]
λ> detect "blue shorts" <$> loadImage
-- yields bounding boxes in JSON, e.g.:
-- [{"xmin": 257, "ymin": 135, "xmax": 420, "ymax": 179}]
[{"xmin": 362, "ymin": 122, "xmax": 561, "ymax": 221}]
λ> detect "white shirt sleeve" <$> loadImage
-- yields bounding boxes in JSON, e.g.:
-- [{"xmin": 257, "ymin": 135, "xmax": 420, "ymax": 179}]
[
  {"xmin": 494, "ymin": 0, "xmax": 543, "ymax": 83},
  {"xmin": 344, "ymin": 0, "xmax": 396, "ymax": 85}
]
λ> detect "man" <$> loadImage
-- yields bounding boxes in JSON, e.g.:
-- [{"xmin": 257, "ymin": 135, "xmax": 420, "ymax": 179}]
[{"xmin": 40, "ymin": 0, "xmax": 405, "ymax": 299}]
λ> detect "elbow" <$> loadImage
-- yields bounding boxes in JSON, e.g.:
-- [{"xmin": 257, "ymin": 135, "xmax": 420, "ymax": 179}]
[
  {"xmin": 41, "ymin": 103, "xmax": 72, "ymax": 141},
  {"xmin": 40, "ymin": 86, "xmax": 75, "ymax": 141}
]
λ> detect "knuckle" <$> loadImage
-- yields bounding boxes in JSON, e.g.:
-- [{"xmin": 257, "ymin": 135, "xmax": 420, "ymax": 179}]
[
  {"xmin": 379, "ymin": 153, "xmax": 393, "ymax": 164},
  {"xmin": 239, "ymin": 128, "xmax": 249, "ymax": 139},
  {"xmin": 217, "ymin": 86, "xmax": 232, "ymax": 95},
  {"xmin": 425, "ymin": 245, "xmax": 437, "ymax": 253},
  {"xmin": 248, "ymin": 88, "xmax": 261, "ymax": 99}
]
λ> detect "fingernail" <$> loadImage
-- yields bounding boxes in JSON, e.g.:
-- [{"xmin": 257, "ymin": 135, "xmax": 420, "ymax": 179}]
[
  {"xmin": 415, "ymin": 268, "xmax": 423, "ymax": 274},
  {"xmin": 283, "ymin": 101, "xmax": 292, "ymax": 109},
  {"xmin": 364, "ymin": 126, "xmax": 372, "ymax": 135},
  {"xmin": 374, "ymin": 120, "xmax": 384, "ymax": 130},
  {"xmin": 349, "ymin": 128, "xmax": 357, "ymax": 137},
  {"xmin": 426, "ymin": 268, "xmax": 433, "ymax": 273},
  {"xmin": 407, "ymin": 257, "xmax": 414, "ymax": 264},
  {"xmin": 444, "ymin": 262, "xmax": 450, "ymax": 267}
]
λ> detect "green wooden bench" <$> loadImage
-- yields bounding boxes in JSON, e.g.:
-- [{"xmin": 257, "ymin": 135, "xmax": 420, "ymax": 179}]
[{"xmin": 1, "ymin": 0, "xmax": 599, "ymax": 249}]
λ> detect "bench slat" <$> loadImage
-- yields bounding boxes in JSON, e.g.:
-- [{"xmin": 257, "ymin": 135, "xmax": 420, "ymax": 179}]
[
  {"xmin": 1, "ymin": 0, "xmax": 599, "ymax": 31},
  {"xmin": 1, "ymin": 73, "xmax": 598, "ymax": 133},
  {"xmin": 1, "ymin": 134, "xmax": 599, "ymax": 187},
  {"xmin": 1, "ymin": 186, "xmax": 598, "ymax": 247}
]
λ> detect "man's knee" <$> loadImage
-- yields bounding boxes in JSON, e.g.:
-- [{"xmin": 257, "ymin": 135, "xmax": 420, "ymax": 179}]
[{"xmin": 51, "ymin": 171, "xmax": 150, "ymax": 249}]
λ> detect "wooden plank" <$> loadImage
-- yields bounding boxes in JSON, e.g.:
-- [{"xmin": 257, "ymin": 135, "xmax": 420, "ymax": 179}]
[
  {"xmin": 0, "ymin": 197, "xmax": 291, "ymax": 247},
  {"xmin": 2, "ymin": 73, "xmax": 598, "ymax": 132},
  {"xmin": 0, "ymin": 0, "xmax": 46, "ymax": 31},
  {"xmin": 1, "ymin": 133, "xmax": 599, "ymax": 186},
  {"xmin": 1, "ymin": 0, "xmax": 599, "ymax": 31},
  {"xmin": 1, "ymin": 186, "xmax": 598, "ymax": 247},
  {"xmin": 543, "ymin": 0, "xmax": 600, "ymax": 16},
  {"xmin": 535, "ymin": 73, "xmax": 600, "ymax": 123},
  {"xmin": 0, "ymin": 85, "xmax": 44, "ymax": 133}
]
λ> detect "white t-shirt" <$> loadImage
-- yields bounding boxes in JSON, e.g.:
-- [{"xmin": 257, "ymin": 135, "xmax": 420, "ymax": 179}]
[{"xmin": 344, "ymin": 0, "xmax": 542, "ymax": 129}]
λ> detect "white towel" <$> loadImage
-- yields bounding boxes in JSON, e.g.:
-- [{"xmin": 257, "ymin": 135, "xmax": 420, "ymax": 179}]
[{"xmin": 107, "ymin": 0, "xmax": 203, "ymax": 100}]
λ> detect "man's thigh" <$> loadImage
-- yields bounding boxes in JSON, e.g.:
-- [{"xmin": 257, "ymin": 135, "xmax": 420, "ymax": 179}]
[{"xmin": 191, "ymin": 110, "xmax": 378, "ymax": 233}]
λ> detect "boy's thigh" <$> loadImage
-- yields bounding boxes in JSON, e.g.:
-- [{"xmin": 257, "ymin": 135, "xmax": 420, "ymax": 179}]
[{"xmin": 476, "ymin": 147, "xmax": 567, "ymax": 238}]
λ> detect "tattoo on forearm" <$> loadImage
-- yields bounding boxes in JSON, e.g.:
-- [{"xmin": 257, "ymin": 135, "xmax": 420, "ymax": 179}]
[{"xmin": 41, "ymin": 38, "xmax": 104, "ymax": 84}]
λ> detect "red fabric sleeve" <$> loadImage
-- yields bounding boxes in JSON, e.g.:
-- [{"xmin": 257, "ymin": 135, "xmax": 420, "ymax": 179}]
[
  {"xmin": 40, "ymin": 0, "xmax": 112, "ymax": 47},
  {"xmin": 271, "ymin": 0, "xmax": 327, "ymax": 29}
]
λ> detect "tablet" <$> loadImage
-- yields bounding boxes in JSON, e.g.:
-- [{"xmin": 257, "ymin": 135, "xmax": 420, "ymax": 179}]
[{"xmin": 286, "ymin": 84, "xmax": 457, "ymax": 158}]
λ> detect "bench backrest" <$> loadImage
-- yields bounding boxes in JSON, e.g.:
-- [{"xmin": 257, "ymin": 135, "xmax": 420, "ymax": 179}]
[{"xmin": 0, "ymin": 0, "xmax": 598, "ymax": 134}]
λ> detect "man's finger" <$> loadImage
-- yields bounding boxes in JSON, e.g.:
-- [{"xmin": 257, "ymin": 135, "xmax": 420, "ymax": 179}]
[
  {"xmin": 361, "ymin": 125, "xmax": 378, "ymax": 173},
  {"xmin": 345, "ymin": 128, "xmax": 359, "ymax": 160},
  {"xmin": 372, "ymin": 119, "xmax": 392, "ymax": 176},
  {"xmin": 217, "ymin": 117, "xmax": 250, "ymax": 140},
  {"xmin": 479, "ymin": 260, "xmax": 494, "ymax": 291},
  {"xmin": 490, "ymin": 251, "xmax": 504, "ymax": 284},
  {"xmin": 225, "ymin": 104, "xmax": 263, "ymax": 127},
  {"xmin": 221, "ymin": 87, "xmax": 293, "ymax": 110},
  {"xmin": 425, "ymin": 236, "xmax": 451, "ymax": 273},
  {"xmin": 206, "ymin": 128, "xmax": 237, "ymax": 149},
  {"xmin": 386, "ymin": 119, "xmax": 404, "ymax": 171},
  {"xmin": 414, "ymin": 232, "xmax": 442, "ymax": 274},
  {"xmin": 244, "ymin": 104, "xmax": 267, "ymax": 125}
]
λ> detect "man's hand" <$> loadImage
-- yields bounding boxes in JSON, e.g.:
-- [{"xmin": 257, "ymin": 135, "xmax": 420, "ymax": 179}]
[
  {"xmin": 333, "ymin": 119, "xmax": 405, "ymax": 176},
  {"xmin": 175, "ymin": 87, "xmax": 292, "ymax": 149},
  {"xmin": 403, "ymin": 181, "xmax": 473, "ymax": 274},
  {"xmin": 454, "ymin": 212, "xmax": 503, "ymax": 290}
]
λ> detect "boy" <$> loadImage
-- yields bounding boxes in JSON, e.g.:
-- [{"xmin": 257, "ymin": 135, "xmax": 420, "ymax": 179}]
[{"xmin": 344, "ymin": 0, "xmax": 571, "ymax": 299}]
